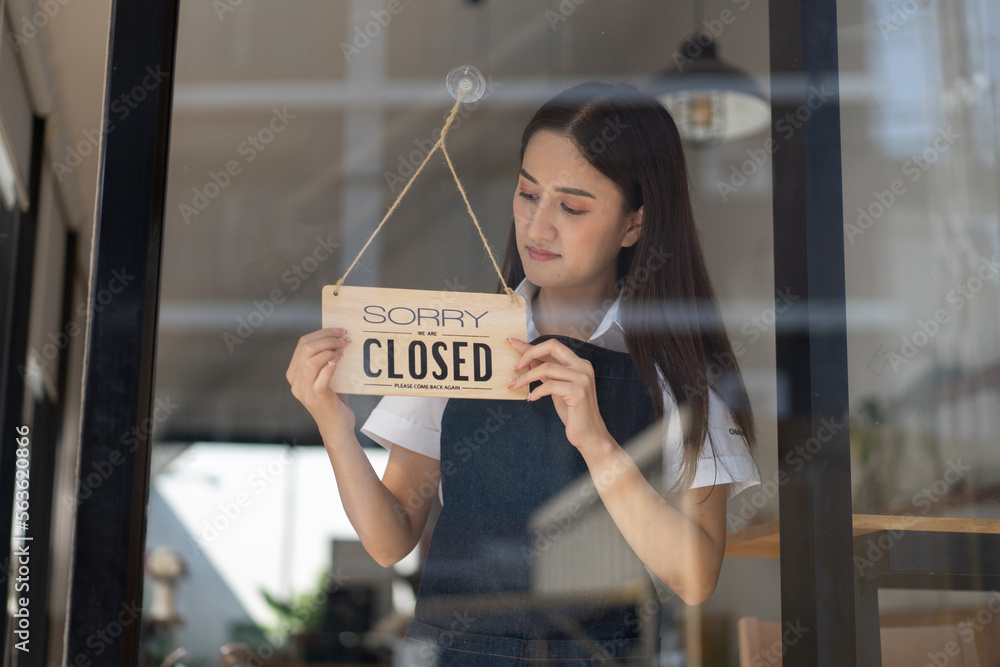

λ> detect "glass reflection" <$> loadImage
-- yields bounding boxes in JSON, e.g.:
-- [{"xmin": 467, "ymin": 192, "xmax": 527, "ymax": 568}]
[
  {"xmin": 844, "ymin": 0, "xmax": 1000, "ymax": 515},
  {"xmin": 842, "ymin": 0, "xmax": 1000, "ymax": 662},
  {"xmin": 144, "ymin": 1, "xmax": 777, "ymax": 665}
]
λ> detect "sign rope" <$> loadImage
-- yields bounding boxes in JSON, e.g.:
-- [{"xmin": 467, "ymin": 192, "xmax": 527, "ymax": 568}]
[{"xmin": 332, "ymin": 91, "xmax": 517, "ymax": 302}]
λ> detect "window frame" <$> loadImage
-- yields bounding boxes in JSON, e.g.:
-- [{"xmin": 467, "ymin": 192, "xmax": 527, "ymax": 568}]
[{"xmin": 72, "ymin": 1, "xmax": 861, "ymax": 665}]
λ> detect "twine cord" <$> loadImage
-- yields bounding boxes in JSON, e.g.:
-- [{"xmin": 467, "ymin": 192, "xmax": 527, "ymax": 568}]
[
  {"xmin": 333, "ymin": 89, "xmax": 516, "ymax": 302},
  {"xmin": 439, "ymin": 141, "xmax": 516, "ymax": 302}
]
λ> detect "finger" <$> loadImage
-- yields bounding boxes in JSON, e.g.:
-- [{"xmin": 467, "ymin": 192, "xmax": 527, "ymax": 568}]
[
  {"xmin": 524, "ymin": 379, "xmax": 571, "ymax": 402},
  {"xmin": 313, "ymin": 352, "xmax": 342, "ymax": 395},
  {"xmin": 508, "ymin": 342, "xmax": 577, "ymax": 376},
  {"xmin": 518, "ymin": 347, "xmax": 591, "ymax": 378},
  {"xmin": 303, "ymin": 330, "xmax": 352, "ymax": 357},
  {"xmin": 506, "ymin": 337, "xmax": 533, "ymax": 370},
  {"xmin": 527, "ymin": 377, "xmax": 592, "ymax": 406},
  {"xmin": 307, "ymin": 347, "xmax": 344, "ymax": 377},
  {"xmin": 304, "ymin": 326, "xmax": 347, "ymax": 341},
  {"xmin": 293, "ymin": 348, "xmax": 341, "ymax": 396},
  {"xmin": 297, "ymin": 328, "xmax": 350, "ymax": 362},
  {"xmin": 512, "ymin": 338, "xmax": 585, "ymax": 371},
  {"xmin": 288, "ymin": 329, "xmax": 351, "ymax": 382},
  {"xmin": 289, "ymin": 328, "xmax": 346, "ymax": 373},
  {"xmin": 292, "ymin": 349, "xmax": 338, "ymax": 402},
  {"xmin": 509, "ymin": 362, "xmax": 581, "ymax": 390}
]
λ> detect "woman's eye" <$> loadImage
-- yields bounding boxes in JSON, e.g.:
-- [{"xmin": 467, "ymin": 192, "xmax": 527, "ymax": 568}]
[
  {"xmin": 561, "ymin": 203, "xmax": 584, "ymax": 215},
  {"xmin": 518, "ymin": 191, "xmax": 538, "ymax": 202}
]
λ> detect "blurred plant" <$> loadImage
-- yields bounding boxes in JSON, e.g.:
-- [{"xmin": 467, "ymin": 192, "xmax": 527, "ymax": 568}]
[
  {"xmin": 850, "ymin": 397, "xmax": 904, "ymax": 511},
  {"xmin": 850, "ymin": 360, "xmax": 960, "ymax": 512},
  {"xmin": 259, "ymin": 571, "xmax": 330, "ymax": 640},
  {"xmin": 850, "ymin": 397, "xmax": 885, "ymax": 466}
]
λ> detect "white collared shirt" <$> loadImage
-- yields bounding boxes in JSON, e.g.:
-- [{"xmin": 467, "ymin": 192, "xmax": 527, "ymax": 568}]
[{"xmin": 360, "ymin": 278, "xmax": 760, "ymax": 499}]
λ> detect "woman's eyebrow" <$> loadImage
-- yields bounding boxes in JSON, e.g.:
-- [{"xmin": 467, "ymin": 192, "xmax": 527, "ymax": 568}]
[{"xmin": 519, "ymin": 168, "xmax": 596, "ymax": 199}]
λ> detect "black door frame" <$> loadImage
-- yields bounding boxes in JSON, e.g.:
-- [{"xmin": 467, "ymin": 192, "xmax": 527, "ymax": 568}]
[
  {"xmin": 69, "ymin": 0, "xmax": 854, "ymax": 665},
  {"xmin": 63, "ymin": 0, "xmax": 179, "ymax": 665},
  {"xmin": 768, "ymin": 1, "xmax": 856, "ymax": 665}
]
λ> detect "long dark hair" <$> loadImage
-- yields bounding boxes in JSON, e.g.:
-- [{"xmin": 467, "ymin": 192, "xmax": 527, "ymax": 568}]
[{"xmin": 499, "ymin": 81, "xmax": 757, "ymax": 494}]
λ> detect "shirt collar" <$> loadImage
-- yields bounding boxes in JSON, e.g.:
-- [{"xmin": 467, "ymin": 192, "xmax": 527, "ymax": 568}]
[{"xmin": 514, "ymin": 277, "xmax": 628, "ymax": 353}]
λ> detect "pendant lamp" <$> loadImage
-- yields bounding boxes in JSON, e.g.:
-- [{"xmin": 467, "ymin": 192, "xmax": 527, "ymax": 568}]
[{"xmin": 650, "ymin": 8, "xmax": 770, "ymax": 146}]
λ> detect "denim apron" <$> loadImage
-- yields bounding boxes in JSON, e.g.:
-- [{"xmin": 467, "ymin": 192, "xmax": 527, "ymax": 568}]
[{"xmin": 397, "ymin": 335, "xmax": 660, "ymax": 666}]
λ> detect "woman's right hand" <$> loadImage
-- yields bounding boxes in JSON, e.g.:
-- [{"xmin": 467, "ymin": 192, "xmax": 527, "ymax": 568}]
[{"xmin": 286, "ymin": 328, "xmax": 355, "ymax": 436}]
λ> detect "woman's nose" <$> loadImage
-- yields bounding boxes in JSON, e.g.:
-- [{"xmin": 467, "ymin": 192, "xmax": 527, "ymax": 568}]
[{"xmin": 525, "ymin": 201, "xmax": 557, "ymax": 241}]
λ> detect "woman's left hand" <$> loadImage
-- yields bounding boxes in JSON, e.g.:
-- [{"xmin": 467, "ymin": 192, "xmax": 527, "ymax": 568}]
[{"xmin": 507, "ymin": 337, "xmax": 612, "ymax": 452}]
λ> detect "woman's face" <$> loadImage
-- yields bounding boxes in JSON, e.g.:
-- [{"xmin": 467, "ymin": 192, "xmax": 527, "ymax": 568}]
[{"xmin": 513, "ymin": 129, "xmax": 642, "ymax": 300}]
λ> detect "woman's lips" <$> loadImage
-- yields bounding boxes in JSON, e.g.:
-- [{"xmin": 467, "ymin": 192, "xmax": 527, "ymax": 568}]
[{"xmin": 526, "ymin": 245, "xmax": 560, "ymax": 261}]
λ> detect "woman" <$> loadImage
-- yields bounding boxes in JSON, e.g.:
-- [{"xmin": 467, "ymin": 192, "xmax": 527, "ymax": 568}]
[{"xmin": 287, "ymin": 81, "xmax": 760, "ymax": 665}]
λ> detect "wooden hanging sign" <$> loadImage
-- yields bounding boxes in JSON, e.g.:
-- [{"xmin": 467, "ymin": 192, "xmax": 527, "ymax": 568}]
[{"xmin": 322, "ymin": 285, "xmax": 529, "ymax": 399}]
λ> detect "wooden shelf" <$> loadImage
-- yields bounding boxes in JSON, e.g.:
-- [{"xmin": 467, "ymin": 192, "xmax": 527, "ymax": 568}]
[
  {"xmin": 725, "ymin": 515, "xmax": 1000, "ymax": 558},
  {"xmin": 724, "ymin": 520, "xmax": 781, "ymax": 558}
]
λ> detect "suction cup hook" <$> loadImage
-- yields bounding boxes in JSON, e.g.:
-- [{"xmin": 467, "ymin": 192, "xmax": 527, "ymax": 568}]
[{"xmin": 446, "ymin": 65, "xmax": 486, "ymax": 102}]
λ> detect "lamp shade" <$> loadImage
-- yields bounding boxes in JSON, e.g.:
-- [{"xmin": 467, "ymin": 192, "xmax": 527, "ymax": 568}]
[{"xmin": 650, "ymin": 36, "xmax": 770, "ymax": 146}]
